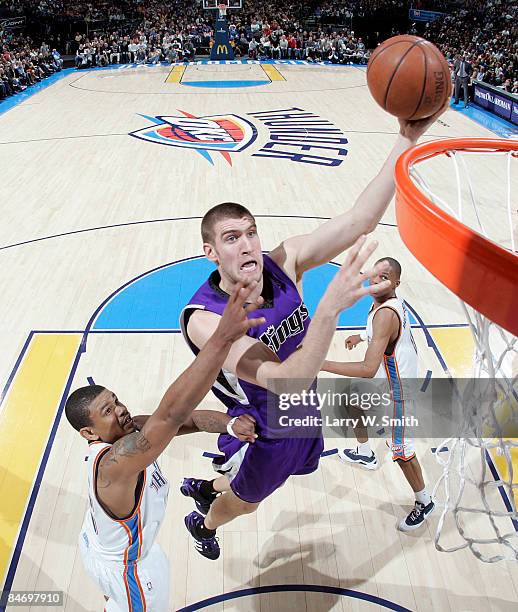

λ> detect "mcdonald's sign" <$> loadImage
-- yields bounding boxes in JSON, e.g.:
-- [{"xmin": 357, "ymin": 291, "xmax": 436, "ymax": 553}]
[{"xmin": 210, "ymin": 13, "xmax": 234, "ymax": 59}]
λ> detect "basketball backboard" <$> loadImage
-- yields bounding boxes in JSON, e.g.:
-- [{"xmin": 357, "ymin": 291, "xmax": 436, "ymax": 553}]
[{"xmin": 202, "ymin": 0, "xmax": 242, "ymax": 9}]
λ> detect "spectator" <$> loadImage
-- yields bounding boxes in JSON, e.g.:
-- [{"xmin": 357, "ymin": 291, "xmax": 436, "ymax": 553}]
[
  {"xmin": 260, "ymin": 33, "xmax": 271, "ymax": 58},
  {"xmin": 52, "ymin": 48, "xmax": 63, "ymax": 68},
  {"xmin": 1, "ymin": 0, "xmax": 513, "ymax": 101},
  {"xmin": 184, "ymin": 39, "xmax": 195, "ymax": 62},
  {"xmin": 248, "ymin": 36, "xmax": 258, "ymax": 59},
  {"xmin": 453, "ymin": 53, "xmax": 472, "ymax": 107}
]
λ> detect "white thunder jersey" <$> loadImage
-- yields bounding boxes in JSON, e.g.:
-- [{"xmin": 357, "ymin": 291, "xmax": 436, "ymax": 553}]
[
  {"xmin": 366, "ymin": 297, "xmax": 418, "ymax": 461},
  {"xmin": 366, "ymin": 297, "xmax": 418, "ymax": 379},
  {"xmin": 82, "ymin": 441, "xmax": 169, "ymax": 564}
]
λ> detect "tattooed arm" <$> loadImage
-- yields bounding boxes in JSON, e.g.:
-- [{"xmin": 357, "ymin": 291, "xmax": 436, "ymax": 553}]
[
  {"xmin": 132, "ymin": 411, "xmax": 257, "ymax": 442},
  {"xmin": 99, "ymin": 282, "xmax": 265, "ymax": 480},
  {"xmin": 183, "ymin": 411, "xmax": 257, "ymax": 442}
]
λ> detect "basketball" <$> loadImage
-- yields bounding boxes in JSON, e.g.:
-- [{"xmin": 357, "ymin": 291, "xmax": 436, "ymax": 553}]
[{"xmin": 367, "ymin": 35, "xmax": 452, "ymax": 120}]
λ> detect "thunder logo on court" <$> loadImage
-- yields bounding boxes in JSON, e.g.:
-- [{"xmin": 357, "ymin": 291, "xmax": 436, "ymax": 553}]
[
  {"xmin": 130, "ymin": 107, "xmax": 349, "ymax": 167},
  {"xmin": 129, "ymin": 110, "xmax": 257, "ymax": 165}
]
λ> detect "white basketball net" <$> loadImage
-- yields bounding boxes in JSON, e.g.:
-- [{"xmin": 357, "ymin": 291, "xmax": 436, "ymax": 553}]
[{"xmin": 409, "ymin": 142, "xmax": 517, "ymax": 562}]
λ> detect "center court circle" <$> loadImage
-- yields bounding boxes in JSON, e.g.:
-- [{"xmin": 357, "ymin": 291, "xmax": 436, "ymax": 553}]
[{"xmin": 177, "ymin": 584, "xmax": 412, "ymax": 612}]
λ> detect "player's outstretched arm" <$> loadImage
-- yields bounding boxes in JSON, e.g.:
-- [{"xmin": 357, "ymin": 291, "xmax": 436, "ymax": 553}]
[
  {"xmin": 181, "ymin": 412, "xmax": 257, "ymax": 442},
  {"xmin": 100, "ymin": 282, "xmax": 265, "ymax": 479},
  {"xmin": 269, "ymin": 102, "xmax": 449, "ymax": 280},
  {"xmin": 133, "ymin": 412, "xmax": 257, "ymax": 443},
  {"xmin": 322, "ymin": 307, "xmax": 398, "ymax": 378}
]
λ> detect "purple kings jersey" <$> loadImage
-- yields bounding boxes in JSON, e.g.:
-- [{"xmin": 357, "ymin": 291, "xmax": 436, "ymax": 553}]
[{"xmin": 180, "ymin": 255, "xmax": 313, "ymax": 434}]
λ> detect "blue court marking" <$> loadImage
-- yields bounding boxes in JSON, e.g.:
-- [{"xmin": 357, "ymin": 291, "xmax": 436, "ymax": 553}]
[
  {"xmin": 204, "ymin": 448, "xmax": 339, "ymax": 460},
  {"xmin": 92, "ymin": 256, "xmax": 212, "ymax": 330},
  {"xmin": 431, "ymin": 447, "xmax": 449, "ymax": 454},
  {"xmin": 485, "ymin": 450, "xmax": 518, "ymax": 532},
  {"xmin": 420, "ymin": 369, "xmax": 433, "ymax": 392},
  {"xmin": 202, "ymin": 452, "xmax": 222, "ymax": 459},
  {"xmin": 449, "ymin": 100, "xmax": 518, "ymax": 138},
  {"xmin": 180, "ymin": 59, "xmax": 367, "ymax": 68},
  {"xmin": 92, "ymin": 255, "xmax": 413, "ymax": 331},
  {"xmin": 320, "ymin": 448, "xmax": 338, "ymax": 457},
  {"xmin": 182, "ymin": 80, "xmax": 270, "ymax": 88},
  {"xmin": 404, "ymin": 302, "xmax": 449, "ymax": 374},
  {"xmin": 0, "ymin": 332, "xmax": 34, "ymax": 407},
  {"xmin": 0, "ymin": 64, "xmax": 144, "ymax": 116},
  {"xmin": 87, "ymin": 376, "xmax": 96, "ymax": 386},
  {"xmin": 0, "ymin": 68, "xmax": 75, "ymax": 116},
  {"xmin": 177, "ymin": 584, "xmax": 412, "ymax": 612}
]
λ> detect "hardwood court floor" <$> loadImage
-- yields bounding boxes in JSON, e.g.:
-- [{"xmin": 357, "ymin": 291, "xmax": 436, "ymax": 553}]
[{"xmin": 0, "ymin": 62, "xmax": 517, "ymax": 611}]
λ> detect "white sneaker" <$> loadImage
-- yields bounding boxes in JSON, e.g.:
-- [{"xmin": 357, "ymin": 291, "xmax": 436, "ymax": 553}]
[
  {"xmin": 398, "ymin": 500, "xmax": 435, "ymax": 532},
  {"xmin": 338, "ymin": 447, "xmax": 378, "ymax": 470}
]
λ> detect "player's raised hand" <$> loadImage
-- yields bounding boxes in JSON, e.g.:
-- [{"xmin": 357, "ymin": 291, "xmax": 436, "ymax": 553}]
[
  {"xmin": 398, "ymin": 95, "xmax": 451, "ymax": 142},
  {"xmin": 345, "ymin": 334, "xmax": 363, "ymax": 350},
  {"xmin": 231, "ymin": 414, "xmax": 258, "ymax": 443},
  {"xmin": 320, "ymin": 235, "xmax": 390, "ymax": 316},
  {"xmin": 215, "ymin": 281, "xmax": 266, "ymax": 344}
]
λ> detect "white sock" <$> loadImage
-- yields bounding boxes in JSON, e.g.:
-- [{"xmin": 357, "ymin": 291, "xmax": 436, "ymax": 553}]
[
  {"xmin": 358, "ymin": 441, "xmax": 372, "ymax": 456},
  {"xmin": 415, "ymin": 488, "xmax": 431, "ymax": 505}
]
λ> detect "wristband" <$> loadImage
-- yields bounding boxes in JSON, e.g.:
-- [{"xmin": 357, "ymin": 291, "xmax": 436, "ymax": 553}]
[
  {"xmin": 227, "ymin": 416, "xmax": 239, "ymax": 438},
  {"xmin": 360, "ymin": 330, "xmax": 368, "ymax": 341}
]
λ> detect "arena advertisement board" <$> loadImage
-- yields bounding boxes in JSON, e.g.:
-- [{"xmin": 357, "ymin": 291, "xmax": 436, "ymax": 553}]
[
  {"xmin": 0, "ymin": 16, "xmax": 26, "ymax": 29},
  {"xmin": 473, "ymin": 81, "xmax": 518, "ymax": 125},
  {"xmin": 408, "ymin": 9, "xmax": 444, "ymax": 21}
]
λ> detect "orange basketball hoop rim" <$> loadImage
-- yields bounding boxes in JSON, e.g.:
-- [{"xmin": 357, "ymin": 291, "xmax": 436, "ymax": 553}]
[{"xmin": 395, "ymin": 137, "xmax": 518, "ymax": 337}]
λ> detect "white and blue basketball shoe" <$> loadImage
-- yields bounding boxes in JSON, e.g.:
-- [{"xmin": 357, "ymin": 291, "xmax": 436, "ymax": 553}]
[{"xmin": 338, "ymin": 447, "xmax": 379, "ymax": 470}]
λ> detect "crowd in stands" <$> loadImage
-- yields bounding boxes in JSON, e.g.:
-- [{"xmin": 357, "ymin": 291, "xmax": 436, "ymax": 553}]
[
  {"xmin": 0, "ymin": 30, "xmax": 63, "ymax": 99},
  {"xmin": 67, "ymin": 0, "xmax": 370, "ymax": 67},
  {"xmin": 0, "ymin": 1, "xmax": 134, "ymax": 20},
  {"xmin": 422, "ymin": 0, "xmax": 517, "ymax": 93},
  {"xmin": 1, "ymin": 0, "xmax": 516, "ymax": 100},
  {"xmin": 71, "ymin": 27, "xmax": 369, "ymax": 67}
]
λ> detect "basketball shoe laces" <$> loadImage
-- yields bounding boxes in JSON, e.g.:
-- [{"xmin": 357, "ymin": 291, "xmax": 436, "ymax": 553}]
[{"xmin": 409, "ymin": 502, "xmax": 424, "ymax": 520}]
